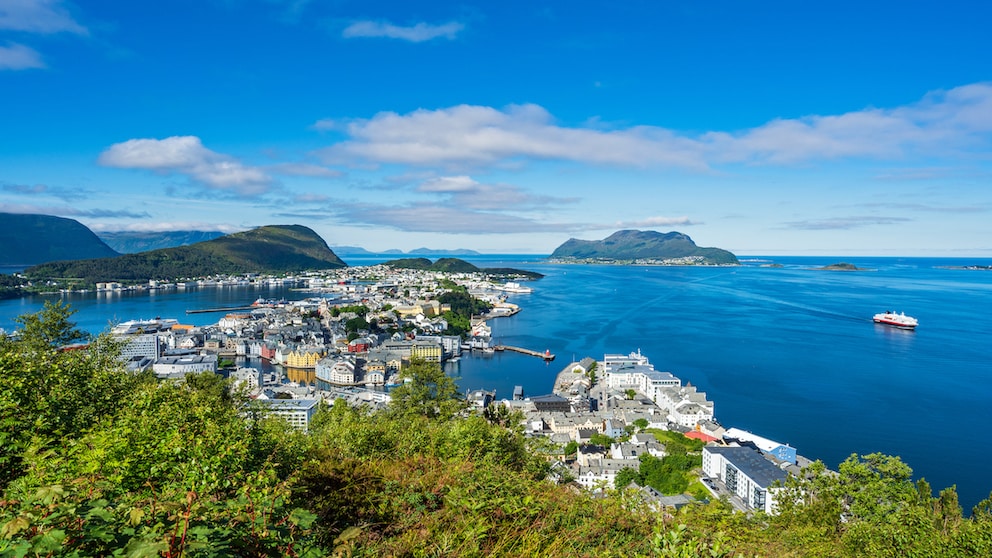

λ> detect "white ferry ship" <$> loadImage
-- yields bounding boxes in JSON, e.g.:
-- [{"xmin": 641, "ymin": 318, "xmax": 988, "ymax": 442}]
[{"xmin": 872, "ymin": 311, "xmax": 918, "ymax": 330}]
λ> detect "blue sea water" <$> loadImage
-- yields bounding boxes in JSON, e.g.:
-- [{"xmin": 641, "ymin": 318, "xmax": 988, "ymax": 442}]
[{"xmin": 3, "ymin": 254, "xmax": 991, "ymax": 510}]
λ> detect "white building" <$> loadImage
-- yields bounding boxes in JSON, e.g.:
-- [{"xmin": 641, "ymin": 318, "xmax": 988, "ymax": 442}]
[
  {"xmin": 702, "ymin": 446, "xmax": 787, "ymax": 514},
  {"xmin": 603, "ymin": 350, "xmax": 682, "ymax": 401},
  {"xmin": 256, "ymin": 398, "xmax": 321, "ymax": 432},
  {"xmin": 152, "ymin": 354, "xmax": 217, "ymax": 379}
]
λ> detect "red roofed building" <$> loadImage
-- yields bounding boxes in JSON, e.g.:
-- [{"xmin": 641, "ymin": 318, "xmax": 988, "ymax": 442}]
[{"xmin": 685, "ymin": 430, "xmax": 719, "ymax": 443}]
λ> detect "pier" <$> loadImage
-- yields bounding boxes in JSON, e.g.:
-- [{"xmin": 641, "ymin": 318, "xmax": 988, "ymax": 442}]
[
  {"xmin": 185, "ymin": 306, "xmax": 255, "ymax": 314},
  {"xmin": 493, "ymin": 345, "xmax": 555, "ymax": 361}
]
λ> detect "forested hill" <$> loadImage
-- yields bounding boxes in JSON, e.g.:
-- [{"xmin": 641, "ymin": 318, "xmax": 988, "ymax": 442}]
[
  {"xmin": 24, "ymin": 225, "xmax": 347, "ymax": 284},
  {"xmin": 0, "ymin": 212, "xmax": 119, "ymax": 266},
  {"xmin": 384, "ymin": 257, "xmax": 544, "ymax": 279},
  {"xmin": 550, "ymin": 230, "xmax": 739, "ymax": 264}
]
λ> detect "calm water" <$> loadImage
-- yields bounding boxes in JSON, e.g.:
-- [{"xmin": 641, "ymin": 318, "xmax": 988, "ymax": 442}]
[{"xmin": 3, "ymin": 255, "xmax": 991, "ymax": 510}]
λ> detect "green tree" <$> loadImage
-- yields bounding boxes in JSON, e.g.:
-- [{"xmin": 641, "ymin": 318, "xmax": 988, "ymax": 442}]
[
  {"xmin": 615, "ymin": 467, "xmax": 642, "ymax": 490},
  {"xmin": 588, "ymin": 432, "xmax": 615, "ymax": 447},
  {"xmin": 0, "ymin": 302, "xmax": 142, "ymax": 489},
  {"xmin": 387, "ymin": 359, "xmax": 464, "ymax": 419}
]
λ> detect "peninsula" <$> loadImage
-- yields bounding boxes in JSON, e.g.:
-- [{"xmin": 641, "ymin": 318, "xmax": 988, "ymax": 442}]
[{"xmin": 549, "ymin": 230, "xmax": 739, "ymax": 265}]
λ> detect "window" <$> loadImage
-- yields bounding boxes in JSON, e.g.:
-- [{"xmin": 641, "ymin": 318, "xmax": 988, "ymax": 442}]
[
  {"xmin": 753, "ymin": 487, "xmax": 766, "ymax": 509},
  {"xmin": 725, "ymin": 464, "xmax": 738, "ymax": 492}
]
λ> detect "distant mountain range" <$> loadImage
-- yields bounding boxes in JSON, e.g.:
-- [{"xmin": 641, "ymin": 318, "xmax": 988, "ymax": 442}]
[
  {"xmin": 550, "ymin": 230, "xmax": 738, "ymax": 265},
  {"xmin": 97, "ymin": 230, "xmax": 226, "ymax": 253},
  {"xmin": 0, "ymin": 212, "xmax": 119, "ymax": 266},
  {"xmin": 25, "ymin": 225, "xmax": 347, "ymax": 284}
]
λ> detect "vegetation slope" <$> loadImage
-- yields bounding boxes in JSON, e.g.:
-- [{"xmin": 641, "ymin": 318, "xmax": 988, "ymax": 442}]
[
  {"xmin": 2, "ymin": 303, "xmax": 991, "ymax": 557},
  {"xmin": 551, "ymin": 230, "xmax": 739, "ymax": 265},
  {"xmin": 384, "ymin": 257, "xmax": 544, "ymax": 279},
  {"xmin": 23, "ymin": 225, "xmax": 347, "ymax": 286}
]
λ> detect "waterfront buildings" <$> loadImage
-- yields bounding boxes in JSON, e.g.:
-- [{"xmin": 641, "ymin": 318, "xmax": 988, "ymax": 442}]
[{"xmin": 702, "ymin": 445, "xmax": 787, "ymax": 514}]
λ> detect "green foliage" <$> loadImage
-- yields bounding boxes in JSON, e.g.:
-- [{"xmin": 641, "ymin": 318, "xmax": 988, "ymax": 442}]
[
  {"xmin": 387, "ymin": 359, "xmax": 464, "ymax": 419},
  {"xmin": 550, "ymin": 229, "xmax": 739, "ymax": 264},
  {"xmin": 4, "ymin": 305, "xmax": 992, "ymax": 557},
  {"xmin": 0, "ymin": 302, "xmax": 141, "ymax": 489},
  {"xmin": 0, "ymin": 304, "xmax": 316, "ymax": 556},
  {"xmin": 588, "ymin": 432, "xmax": 615, "ymax": 447},
  {"xmin": 344, "ymin": 315, "xmax": 369, "ymax": 334},
  {"xmin": 25, "ymin": 225, "xmax": 346, "ymax": 285},
  {"xmin": 438, "ymin": 290, "xmax": 492, "ymax": 336}
]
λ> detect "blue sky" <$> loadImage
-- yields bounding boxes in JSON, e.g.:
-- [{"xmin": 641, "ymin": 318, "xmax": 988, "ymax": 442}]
[{"xmin": 2, "ymin": 0, "xmax": 991, "ymax": 255}]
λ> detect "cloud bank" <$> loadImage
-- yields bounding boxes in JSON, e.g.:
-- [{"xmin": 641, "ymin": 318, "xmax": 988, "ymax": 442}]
[
  {"xmin": 316, "ymin": 83, "xmax": 992, "ymax": 171},
  {"xmin": 98, "ymin": 136, "xmax": 274, "ymax": 196}
]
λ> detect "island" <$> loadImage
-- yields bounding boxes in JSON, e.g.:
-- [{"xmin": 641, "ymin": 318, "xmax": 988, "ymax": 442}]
[
  {"xmin": 549, "ymin": 230, "xmax": 738, "ymax": 265},
  {"xmin": 815, "ymin": 262, "xmax": 871, "ymax": 271}
]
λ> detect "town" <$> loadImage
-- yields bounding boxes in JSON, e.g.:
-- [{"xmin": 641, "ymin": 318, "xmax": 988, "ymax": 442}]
[{"xmin": 104, "ymin": 263, "xmax": 808, "ymax": 516}]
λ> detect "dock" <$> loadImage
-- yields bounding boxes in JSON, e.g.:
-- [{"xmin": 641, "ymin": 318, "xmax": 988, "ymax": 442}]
[
  {"xmin": 493, "ymin": 345, "xmax": 555, "ymax": 361},
  {"xmin": 186, "ymin": 306, "xmax": 255, "ymax": 314}
]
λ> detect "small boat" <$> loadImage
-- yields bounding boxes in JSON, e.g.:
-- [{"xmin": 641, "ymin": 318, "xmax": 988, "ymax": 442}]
[{"xmin": 873, "ymin": 311, "xmax": 918, "ymax": 330}]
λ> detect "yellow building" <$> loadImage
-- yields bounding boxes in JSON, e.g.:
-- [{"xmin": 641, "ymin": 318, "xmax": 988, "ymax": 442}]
[
  {"xmin": 284, "ymin": 347, "xmax": 327, "ymax": 369},
  {"xmin": 410, "ymin": 343, "xmax": 442, "ymax": 363}
]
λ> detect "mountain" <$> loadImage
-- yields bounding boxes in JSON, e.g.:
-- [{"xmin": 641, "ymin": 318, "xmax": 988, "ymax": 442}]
[
  {"xmin": 25, "ymin": 225, "xmax": 347, "ymax": 284},
  {"xmin": 550, "ymin": 230, "xmax": 738, "ymax": 265},
  {"xmin": 0, "ymin": 212, "xmax": 119, "ymax": 266},
  {"xmin": 97, "ymin": 230, "xmax": 226, "ymax": 253},
  {"xmin": 330, "ymin": 245, "xmax": 375, "ymax": 256}
]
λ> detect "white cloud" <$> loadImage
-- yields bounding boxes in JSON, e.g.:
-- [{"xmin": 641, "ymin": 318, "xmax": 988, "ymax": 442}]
[
  {"xmin": 87, "ymin": 221, "xmax": 244, "ymax": 234},
  {"xmin": 0, "ymin": 0, "xmax": 87, "ymax": 34},
  {"xmin": 416, "ymin": 175, "xmax": 577, "ymax": 210},
  {"xmin": 315, "ymin": 83, "xmax": 992, "ymax": 171},
  {"xmin": 317, "ymin": 104, "xmax": 706, "ymax": 169},
  {"xmin": 98, "ymin": 136, "xmax": 274, "ymax": 196},
  {"xmin": 0, "ymin": 42, "xmax": 44, "ymax": 69},
  {"xmin": 783, "ymin": 216, "xmax": 913, "ymax": 230},
  {"xmin": 0, "ymin": 202, "xmax": 147, "ymax": 219},
  {"xmin": 342, "ymin": 20, "xmax": 464, "ymax": 42},
  {"xmin": 268, "ymin": 162, "xmax": 342, "ymax": 178},
  {"xmin": 329, "ymin": 201, "xmax": 578, "ymax": 234},
  {"xmin": 612, "ymin": 216, "xmax": 698, "ymax": 228}
]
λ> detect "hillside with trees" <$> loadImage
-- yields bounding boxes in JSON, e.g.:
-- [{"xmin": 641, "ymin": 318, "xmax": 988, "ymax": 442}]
[
  {"xmin": 384, "ymin": 257, "xmax": 544, "ymax": 279},
  {"xmin": 2, "ymin": 303, "xmax": 991, "ymax": 556},
  {"xmin": 551, "ymin": 230, "xmax": 739, "ymax": 265},
  {"xmin": 23, "ymin": 225, "xmax": 347, "ymax": 287}
]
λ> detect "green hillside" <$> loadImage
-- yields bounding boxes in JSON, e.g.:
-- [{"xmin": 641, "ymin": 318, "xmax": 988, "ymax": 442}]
[
  {"xmin": 384, "ymin": 257, "xmax": 544, "ymax": 278},
  {"xmin": 2, "ymin": 303, "xmax": 991, "ymax": 557},
  {"xmin": 0, "ymin": 212, "xmax": 119, "ymax": 266},
  {"xmin": 24, "ymin": 225, "xmax": 346, "ymax": 285},
  {"xmin": 551, "ymin": 230, "xmax": 739, "ymax": 265}
]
